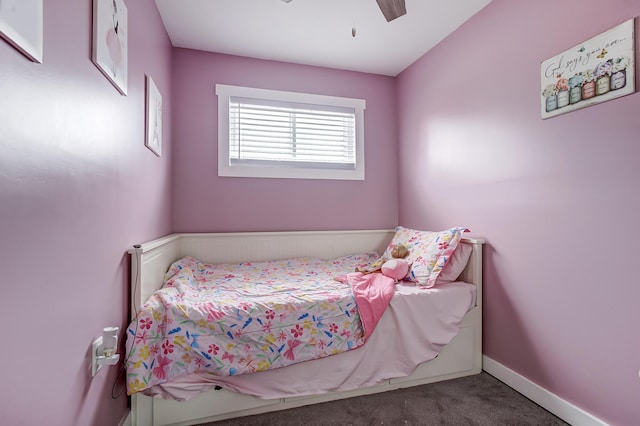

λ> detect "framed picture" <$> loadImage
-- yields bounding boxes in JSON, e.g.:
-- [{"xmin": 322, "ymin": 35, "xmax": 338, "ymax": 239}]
[
  {"xmin": 541, "ymin": 19, "xmax": 635, "ymax": 119},
  {"xmin": 92, "ymin": 0, "xmax": 127, "ymax": 95},
  {"xmin": 0, "ymin": 0, "xmax": 43, "ymax": 63},
  {"xmin": 145, "ymin": 75, "xmax": 163, "ymax": 157}
]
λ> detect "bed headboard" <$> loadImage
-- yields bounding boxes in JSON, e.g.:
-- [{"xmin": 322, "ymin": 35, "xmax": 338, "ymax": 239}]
[{"xmin": 129, "ymin": 230, "xmax": 484, "ymax": 318}]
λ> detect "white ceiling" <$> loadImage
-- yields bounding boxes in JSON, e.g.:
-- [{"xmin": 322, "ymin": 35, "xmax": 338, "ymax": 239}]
[{"xmin": 155, "ymin": 0, "xmax": 492, "ymax": 77}]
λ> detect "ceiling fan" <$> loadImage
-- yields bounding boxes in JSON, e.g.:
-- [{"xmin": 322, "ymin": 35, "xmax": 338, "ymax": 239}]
[
  {"xmin": 374, "ymin": 0, "xmax": 407, "ymax": 22},
  {"xmin": 280, "ymin": 0, "xmax": 407, "ymax": 22}
]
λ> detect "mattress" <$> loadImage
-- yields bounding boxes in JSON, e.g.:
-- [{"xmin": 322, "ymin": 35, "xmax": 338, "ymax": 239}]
[{"xmin": 142, "ymin": 280, "xmax": 476, "ymax": 401}]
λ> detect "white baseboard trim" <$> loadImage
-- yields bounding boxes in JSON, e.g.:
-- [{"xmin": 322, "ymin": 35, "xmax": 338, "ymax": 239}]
[
  {"xmin": 482, "ymin": 356, "xmax": 608, "ymax": 426},
  {"xmin": 118, "ymin": 409, "xmax": 131, "ymax": 426}
]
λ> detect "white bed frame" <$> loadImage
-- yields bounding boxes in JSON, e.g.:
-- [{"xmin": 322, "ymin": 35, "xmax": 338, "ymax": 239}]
[{"xmin": 128, "ymin": 230, "xmax": 484, "ymax": 426}]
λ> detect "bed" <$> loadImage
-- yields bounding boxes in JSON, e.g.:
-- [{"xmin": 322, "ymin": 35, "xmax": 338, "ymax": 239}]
[{"xmin": 127, "ymin": 229, "xmax": 484, "ymax": 426}]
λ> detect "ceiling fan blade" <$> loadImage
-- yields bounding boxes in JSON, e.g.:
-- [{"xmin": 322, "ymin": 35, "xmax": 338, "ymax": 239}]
[{"xmin": 376, "ymin": 0, "xmax": 406, "ymax": 22}]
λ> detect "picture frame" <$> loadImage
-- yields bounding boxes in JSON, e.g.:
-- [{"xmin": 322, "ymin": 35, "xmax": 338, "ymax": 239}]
[
  {"xmin": 145, "ymin": 75, "xmax": 163, "ymax": 157},
  {"xmin": 0, "ymin": 0, "xmax": 43, "ymax": 63},
  {"xmin": 92, "ymin": 0, "xmax": 127, "ymax": 95},
  {"xmin": 541, "ymin": 19, "xmax": 635, "ymax": 119}
]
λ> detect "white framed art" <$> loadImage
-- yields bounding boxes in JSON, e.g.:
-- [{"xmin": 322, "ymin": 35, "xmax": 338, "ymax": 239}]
[
  {"xmin": 541, "ymin": 19, "xmax": 635, "ymax": 119},
  {"xmin": 145, "ymin": 75, "xmax": 163, "ymax": 157},
  {"xmin": 92, "ymin": 0, "xmax": 127, "ymax": 95},
  {"xmin": 0, "ymin": 0, "xmax": 43, "ymax": 63}
]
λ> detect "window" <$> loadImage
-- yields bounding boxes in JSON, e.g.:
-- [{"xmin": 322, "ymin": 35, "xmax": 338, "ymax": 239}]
[{"xmin": 216, "ymin": 84, "xmax": 365, "ymax": 180}]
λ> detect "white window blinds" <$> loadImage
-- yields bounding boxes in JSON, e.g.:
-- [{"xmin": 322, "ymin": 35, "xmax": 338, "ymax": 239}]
[
  {"xmin": 229, "ymin": 97, "xmax": 356, "ymax": 170},
  {"xmin": 216, "ymin": 84, "xmax": 365, "ymax": 180}
]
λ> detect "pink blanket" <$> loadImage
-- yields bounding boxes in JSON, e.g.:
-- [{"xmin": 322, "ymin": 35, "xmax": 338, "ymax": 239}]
[{"xmin": 337, "ymin": 272, "xmax": 396, "ymax": 338}]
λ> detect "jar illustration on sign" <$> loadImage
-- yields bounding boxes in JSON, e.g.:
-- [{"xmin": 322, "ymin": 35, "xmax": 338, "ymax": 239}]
[
  {"xmin": 542, "ymin": 84, "xmax": 558, "ymax": 112},
  {"xmin": 555, "ymin": 78, "xmax": 569, "ymax": 108},
  {"xmin": 568, "ymin": 73, "xmax": 584, "ymax": 104},
  {"xmin": 594, "ymin": 60, "xmax": 612, "ymax": 96},
  {"xmin": 611, "ymin": 56, "xmax": 630, "ymax": 90},
  {"xmin": 581, "ymin": 69, "xmax": 596, "ymax": 100}
]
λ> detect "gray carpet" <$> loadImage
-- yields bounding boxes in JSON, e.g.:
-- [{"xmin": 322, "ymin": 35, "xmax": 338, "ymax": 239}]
[{"xmin": 203, "ymin": 372, "xmax": 568, "ymax": 425}]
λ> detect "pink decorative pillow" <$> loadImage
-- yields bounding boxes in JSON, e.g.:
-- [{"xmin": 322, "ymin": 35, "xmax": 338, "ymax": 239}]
[
  {"xmin": 435, "ymin": 242, "xmax": 472, "ymax": 284},
  {"xmin": 383, "ymin": 226, "xmax": 469, "ymax": 287},
  {"xmin": 381, "ymin": 258, "xmax": 410, "ymax": 282}
]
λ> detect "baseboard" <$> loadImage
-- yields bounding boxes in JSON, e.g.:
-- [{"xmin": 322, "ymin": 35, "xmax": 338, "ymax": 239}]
[
  {"xmin": 118, "ymin": 408, "xmax": 131, "ymax": 426},
  {"xmin": 482, "ymin": 356, "xmax": 608, "ymax": 426}
]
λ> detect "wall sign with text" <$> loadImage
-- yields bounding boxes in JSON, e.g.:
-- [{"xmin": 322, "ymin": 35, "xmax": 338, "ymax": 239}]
[{"xmin": 541, "ymin": 19, "xmax": 635, "ymax": 119}]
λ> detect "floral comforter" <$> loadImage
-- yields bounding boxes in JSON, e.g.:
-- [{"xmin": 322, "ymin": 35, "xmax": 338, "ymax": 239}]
[{"xmin": 125, "ymin": 253, "xmax": 392, "ymax": 396}]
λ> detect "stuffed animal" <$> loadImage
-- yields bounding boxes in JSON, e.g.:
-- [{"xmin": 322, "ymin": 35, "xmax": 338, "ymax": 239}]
[
  {"xmin": 381, "ymin": 258, "xmax": 410, "ymax": 282},
  {"xmin": 356, "ymin": 243, "xmax": 410, "ymax": 282},
  {"xmin": 389, "ymin": 244, "xmax": 409, "ymax": 259}
]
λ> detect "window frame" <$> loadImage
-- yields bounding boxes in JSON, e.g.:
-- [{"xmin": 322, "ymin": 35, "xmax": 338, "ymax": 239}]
[{"xmin": 216, "ymin": 84, "xmax": 366, "ymax": 180}]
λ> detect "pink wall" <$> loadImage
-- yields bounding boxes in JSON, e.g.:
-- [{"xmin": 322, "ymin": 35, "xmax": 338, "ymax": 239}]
[
  {"xmin": 397, "ymin": 0, "xmax": 640, "ymax": 424},
  {"xmin": 0, "ymin": 0, "xmax": 172, "ymax": 425},
  {"xmin": 4, "ymin": 0, "xmax": 637, "ymax": 423},
  {"xmin": 171, "ymin": 50, "xmax": 398, "ymax": 232}
]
